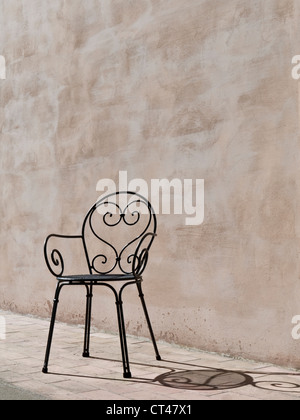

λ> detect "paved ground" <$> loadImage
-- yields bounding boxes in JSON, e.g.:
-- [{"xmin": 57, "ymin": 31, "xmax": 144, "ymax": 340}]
[
  {"xmin": 0, "ymin": 379, "xmax": 49, "ymax": 400},
  {"xmin": 0, "ymin": 310, "xmax": 300, "ymax": 400}
]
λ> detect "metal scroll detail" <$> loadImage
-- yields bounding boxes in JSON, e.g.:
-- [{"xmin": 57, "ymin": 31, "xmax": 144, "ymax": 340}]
[
  {"xmin": 49, "ymin": 249, "xmax": 64, "ymax": 277},
  {"xmin": 44, "ymin": 236, "xmax": 65, "ymax": 277},
  {"xmin": 84, "ymin": 192, "xmax": 156, "ymax": 276},
  {"xmin": 44, "ymin": 234, "xmax": 82, "ymax": 277}
]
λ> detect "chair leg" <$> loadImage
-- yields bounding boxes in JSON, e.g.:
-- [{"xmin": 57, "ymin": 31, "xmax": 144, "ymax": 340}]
[
  {"xmin": 83, "ymin": 285, "xmax": 93, "ymax": 358},
  {"xmin": 137, "ymin": 282, "xmax": 161, "ymax": 361},
  {"xmin": 42, "ymin": 283, "xmax": 63, "ymax": 373},
  {"xmin": 115, "ymin": 296, "xmax": 132, "ymax": 378}
]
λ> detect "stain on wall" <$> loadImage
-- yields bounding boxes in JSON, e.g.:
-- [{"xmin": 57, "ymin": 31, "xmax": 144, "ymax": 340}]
[{"xmin": 0, "ymin": 0, "xmax": 300, "ymax": 368}]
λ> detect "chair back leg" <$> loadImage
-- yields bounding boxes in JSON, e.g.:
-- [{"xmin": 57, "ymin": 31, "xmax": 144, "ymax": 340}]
[
  {"xmin": 137, "ymin": 282, "xmax": 161, "ymax": 361},
  {"xmin": 83, "ymin": 285, "xmax": 93, "ymax": 358}
]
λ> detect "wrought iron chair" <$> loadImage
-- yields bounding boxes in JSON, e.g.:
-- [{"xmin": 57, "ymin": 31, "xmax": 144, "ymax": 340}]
[{"xmin": 42, "ymin": 191, "xmax": 161, "ymax": 378}]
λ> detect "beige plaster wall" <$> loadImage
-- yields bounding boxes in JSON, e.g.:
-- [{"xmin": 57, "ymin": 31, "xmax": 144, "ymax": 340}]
[{"xmin": 1, "ymin": 0, "xmax": 300, "ymax": 368}]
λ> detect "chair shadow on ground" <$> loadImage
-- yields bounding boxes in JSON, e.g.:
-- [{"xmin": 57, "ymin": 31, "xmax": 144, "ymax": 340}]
[{"xmin": 48, "ymin": 356, "xmax": 300, "ymax": 395}]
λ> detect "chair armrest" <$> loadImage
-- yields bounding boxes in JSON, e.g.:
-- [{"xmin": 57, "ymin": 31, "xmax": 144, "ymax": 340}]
[
  {"xmin": 44, "ymin": 234, "xmax": 83, "ymax": 277},
  {"xmin": 132, "ymin": 233, "xmax": 157, "ymax": 278}
]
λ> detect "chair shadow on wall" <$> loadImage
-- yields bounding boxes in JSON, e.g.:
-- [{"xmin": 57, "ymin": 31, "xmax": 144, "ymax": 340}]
[{"xmin": 49, "ymin": 356, "xmax": 300, "ymax": 395}]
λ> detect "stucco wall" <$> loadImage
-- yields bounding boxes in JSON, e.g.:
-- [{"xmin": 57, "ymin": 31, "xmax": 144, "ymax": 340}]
[{"xmin": 1, "ymin": 0, "xmax": 300, "ymax": 368}]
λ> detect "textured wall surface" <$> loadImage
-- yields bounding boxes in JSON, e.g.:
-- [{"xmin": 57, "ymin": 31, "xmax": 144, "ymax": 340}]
[{"xmin": 1, "ymin": 0, "xmax": 300, "ymax": 368}]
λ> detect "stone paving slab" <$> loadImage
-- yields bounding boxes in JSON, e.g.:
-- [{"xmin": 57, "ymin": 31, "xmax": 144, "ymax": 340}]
[
  {"xmin": 0, "ymin": 310, "xmax": 300, "ymax": 400},
  {"xmin": 0, "ymin": 379, "xmax": 50, "ymax": 400}
]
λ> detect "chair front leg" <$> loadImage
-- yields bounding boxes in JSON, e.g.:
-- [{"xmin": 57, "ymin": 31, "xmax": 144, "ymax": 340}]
[
  {"xmin": 115, "ymin": 294, "xmax": 131, "ymax": 379},
  {"xmin": 42, "ymin": 282, "xmax": 65, "ymax": 373}
]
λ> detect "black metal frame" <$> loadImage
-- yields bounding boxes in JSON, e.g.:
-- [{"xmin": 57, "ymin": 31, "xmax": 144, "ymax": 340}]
[{"xmin": 42, "ymin": 191, "xmax": 161, "ymax": 378}]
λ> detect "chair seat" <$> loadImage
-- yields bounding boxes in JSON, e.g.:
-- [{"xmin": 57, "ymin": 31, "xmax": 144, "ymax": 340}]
[{"xmin": 57, "ymin": 273, "xmax": 136, "ymax": 282}]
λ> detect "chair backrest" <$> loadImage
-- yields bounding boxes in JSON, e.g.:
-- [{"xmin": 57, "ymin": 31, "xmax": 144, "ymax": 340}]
[{"xmin": 82, "ymin": 191, "xmax": 157, "ymax": 277}]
